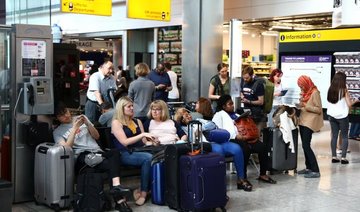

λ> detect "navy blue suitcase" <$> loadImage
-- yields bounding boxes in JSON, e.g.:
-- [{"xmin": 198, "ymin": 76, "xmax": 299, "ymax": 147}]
[
  {"xmin": 179, "ymin": 152, "xmax": 227, "ymax": 211},
  {"xmin": 151, "ymin": 161, "xmax": 165, "ymax": 205}
]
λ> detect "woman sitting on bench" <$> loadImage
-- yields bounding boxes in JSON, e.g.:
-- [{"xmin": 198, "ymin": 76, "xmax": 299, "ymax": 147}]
[{"xmin": 111, "ymin": 96, "xmax": 158, "ymax": 206}]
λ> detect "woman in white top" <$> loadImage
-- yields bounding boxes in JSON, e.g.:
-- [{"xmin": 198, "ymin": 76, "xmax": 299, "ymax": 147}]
[
  {"xmin": 165, "ymin": 62, "xmax": 180, "ymax": 102},
  {"xmin": 268, "ymin": 69, "xmax": 284, "ymax": 127},
  {"xmin": 327, "ymin": 72, "xmax": 359, "ymax": 164}
]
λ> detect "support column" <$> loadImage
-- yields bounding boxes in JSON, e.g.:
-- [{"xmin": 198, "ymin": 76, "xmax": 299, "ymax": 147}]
[{"xmin": 182, "ymin": 0, "xmax": 224, "ymax": 102}]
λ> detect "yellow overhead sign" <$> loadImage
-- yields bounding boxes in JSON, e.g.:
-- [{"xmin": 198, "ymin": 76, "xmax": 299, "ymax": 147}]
[
  {"xmin": 279, "ymin": 28, "xmax": 360, "ymax": 43},
  {"xmin": 127, "ymin": 0, "xmax": 171, "ymax": 22},
  {"xmin": 61, "ymin": 0, "xmax": 112, "ymax": 16}
]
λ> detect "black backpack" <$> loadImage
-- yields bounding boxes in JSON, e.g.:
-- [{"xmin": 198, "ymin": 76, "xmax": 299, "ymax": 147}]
[{"xmin": 74, "ymin": 172, "xmax": 111, "ymax": 212}]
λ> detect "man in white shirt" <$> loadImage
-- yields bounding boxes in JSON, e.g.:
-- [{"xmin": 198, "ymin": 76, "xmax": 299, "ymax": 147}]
[
  {"xmin": 164, "ymin": 62, "xmax": 179, "ymax": 102},
  {"xmin": 85, "ymin": 61, "xmax": 116, "ymax": 123}
]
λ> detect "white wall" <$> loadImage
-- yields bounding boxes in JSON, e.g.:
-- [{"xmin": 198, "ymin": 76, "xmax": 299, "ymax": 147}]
[
  {"xmin": 224, "ymin": 0, "xmax": 334, "ymax": 21},
  {"xmin": 223, "ymin": 30, "xmax": 277, "ymax": 57}
]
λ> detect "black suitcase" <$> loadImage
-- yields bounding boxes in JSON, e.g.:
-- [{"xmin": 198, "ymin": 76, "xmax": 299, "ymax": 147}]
[{"xmin": 263, "ymin": 127, "xmax": 298, "ymax": 172}]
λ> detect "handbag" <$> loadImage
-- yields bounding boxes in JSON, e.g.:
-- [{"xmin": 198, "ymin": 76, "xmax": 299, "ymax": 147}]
[
  {"xmin": 203, "ymin": 129, "xmax": 230, "ymax": 144},
  {"xmin": 84, "ymin": 152, "xmax": 104, "ymax": 167},
  {"xmin": 234, "ymin": 116, "xmax": 259, "ymax": 143}
]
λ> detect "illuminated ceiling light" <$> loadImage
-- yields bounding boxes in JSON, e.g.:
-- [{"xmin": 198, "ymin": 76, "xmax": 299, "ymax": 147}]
[
  {"xmin": 242, "ymin": 31, "xmax": 249, "ymax": 35},
  {"xmin": 293, "ymin": 27, "xmax": 313, "ymax": 31},
  {"xmin": 261, "ymin": 31, "xmax": 279, "ymax": 36},
  {"xmin": 251, "ymin": 33, "xmax": 256, "ymax": 38},
  {"xmin": 271, "ymin": 25, "xmax": 293, "ymax": 30},
  {"xmin": 94, "ymin": 37, "xmax": 104, "ymax": 41}
]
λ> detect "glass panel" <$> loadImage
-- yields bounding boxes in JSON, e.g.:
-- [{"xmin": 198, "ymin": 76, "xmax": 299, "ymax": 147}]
[
  {"xmin": 0, "ymin": 27, "xmax": 11, "ymax": 139},
  {"xmin": 6, "ymin": 0, "xmax": 54, "ymax": 25}
]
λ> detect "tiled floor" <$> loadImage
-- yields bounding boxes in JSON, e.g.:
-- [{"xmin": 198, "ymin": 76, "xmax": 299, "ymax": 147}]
[{"xmin": 12, "ymin": 121, "xmax": 360, "ymax": 212}]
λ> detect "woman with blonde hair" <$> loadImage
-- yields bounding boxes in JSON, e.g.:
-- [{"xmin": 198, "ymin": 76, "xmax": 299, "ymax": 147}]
[
  {"xmin": 143, "ymin": 100, "xmax": 187, "ymax": 144},
  {"xmin": 112, "ymin": 96, "xmax": 158, "ymax": 206}
]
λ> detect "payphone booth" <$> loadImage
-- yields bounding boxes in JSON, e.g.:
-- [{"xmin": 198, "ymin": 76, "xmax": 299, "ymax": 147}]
[{"xmin": 10, "ymin": 24, "xmax": 54, "ymax": 202}]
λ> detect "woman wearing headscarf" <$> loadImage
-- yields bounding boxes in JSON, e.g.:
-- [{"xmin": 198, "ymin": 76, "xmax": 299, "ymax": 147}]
[{"xmin": 296, "ymin": 75, "xmax": 323, "ymax": 178}]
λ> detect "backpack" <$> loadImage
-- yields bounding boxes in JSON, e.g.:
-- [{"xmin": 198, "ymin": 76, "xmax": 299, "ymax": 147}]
[
  {"xmin": 74, "ymin": 172, "xmax": 111, "ymax": 212},
  {"xmin": 210, "ymin": 75, "xmax": 224, "ymax": 95},
  {"xmin": 240, "ymin": 76, "xmax": 274, "ymax": 114}
]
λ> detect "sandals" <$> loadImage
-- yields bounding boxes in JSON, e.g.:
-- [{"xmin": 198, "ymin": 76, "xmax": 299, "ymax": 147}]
[
  {"xmin": 133, "ymin": 189, "xmax": 141, "ymax": 201},
  {"xmin": 237, "ymin": 179, "xmax": 253, "ymax": 192},
  {"xmin": 257, "ymin": 176, "xmax": 277, "ymax": 184}
]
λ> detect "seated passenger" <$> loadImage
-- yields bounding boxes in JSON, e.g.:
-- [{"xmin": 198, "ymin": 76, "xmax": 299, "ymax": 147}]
[
  {"xmin": 174, "ymin": 108, "xmax": 251, "ymax": 191},
  {"xmin": 212, "ymin": 95, "xmax": 277, "ymax": 186},
  {"xmin": 98, "ymin": 101, "xmax": 115, "ymax": 127},
  {"xmin": 111, "ymin": 97, "xmax": 157, "ymax": 206},
  {"xmin": 143, "ymin": 100, "xmax": 187, "ymax": 144},
  {"xmin": 52, "ymin": 103, "xmax": 132, "ymax": 212},
  {"xmin": 193, "ymin": 97, "xmax": 214, "ymax": 120}
]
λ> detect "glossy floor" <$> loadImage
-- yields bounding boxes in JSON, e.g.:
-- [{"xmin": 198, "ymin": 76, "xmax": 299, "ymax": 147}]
[{"xmin": 12, "ymin": 121, "xmax": 360, "ymax": 212}]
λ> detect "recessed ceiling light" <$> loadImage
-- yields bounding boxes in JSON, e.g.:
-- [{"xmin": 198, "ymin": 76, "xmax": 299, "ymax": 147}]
[{"xmin": 94, "ymin": 37, "xmax": 104, "ymax": 41}]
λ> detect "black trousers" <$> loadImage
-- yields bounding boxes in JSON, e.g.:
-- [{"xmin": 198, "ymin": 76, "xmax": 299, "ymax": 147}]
[
  {"xmin": 231, "ymin": 139, "xmax": 268, "ymax": 178},
  {"xmin": 75, "ymin": 149, "xmax": 121, "ymax": 183},
  {"xmin": 299, "ymin": 125, "xmax": 320, "ymax": 172}
]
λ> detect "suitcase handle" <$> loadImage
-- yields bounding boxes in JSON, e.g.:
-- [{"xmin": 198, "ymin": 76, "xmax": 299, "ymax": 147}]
[
  {"xmin": 188, "ymin": 120, "xmax": 203, "ymax": 154},
  {"xmin": 196, "ymin": 174, "xmax": 205, "ymax": 204}
]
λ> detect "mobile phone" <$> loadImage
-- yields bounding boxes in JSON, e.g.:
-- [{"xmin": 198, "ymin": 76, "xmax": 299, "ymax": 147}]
[{"xmin": 280, "ymin": 90, "xmax": 288, "ymax": 96}]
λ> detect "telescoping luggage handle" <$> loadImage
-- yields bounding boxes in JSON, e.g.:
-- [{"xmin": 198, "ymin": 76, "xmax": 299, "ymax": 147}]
[{"xmin": 187, "ymin": 120, "xmax": 203, "ymax": 155}]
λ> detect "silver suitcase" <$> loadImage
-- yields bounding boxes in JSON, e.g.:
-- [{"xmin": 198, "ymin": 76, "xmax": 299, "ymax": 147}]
[{"xmin": 34, "ymin": 143, "xmax": 74, "ymax": 210}]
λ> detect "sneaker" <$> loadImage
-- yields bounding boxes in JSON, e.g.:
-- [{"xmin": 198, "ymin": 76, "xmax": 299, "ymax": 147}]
[
  {"xmin": 297, "ymin": 169, "xmax": 311, "ymax": 175},
  {"xmin": 332, "ymin": 158, "xmax": 340, "ymax": 163},
  {"xmin": 115, "ymin": 200, "xmax": 132, "ymax": 212},
  {"xmin": 304, "ymin": 172, "xmax": 320, "ymax": 178}
]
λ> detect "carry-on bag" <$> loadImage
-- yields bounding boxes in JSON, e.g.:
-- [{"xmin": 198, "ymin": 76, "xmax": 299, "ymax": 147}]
[
  {"xmin": 34, "ymin": 143, "xmax": 74, "ymax": 211},
  {"xmin": 151, "ymin": 161, "xmax": 165, "ymax": 205},
  {"xmin": 74, "ymin": 171, "xmax": 111, "ymax": 212},
  {"xmin": 164, "ymin": 141, "xmax": 212, "ymax": 210},
  {"xmin": 179, "ymin": 120, "xmax": 227, "ymax": 211},
  {"xmin": 263, "ymin": 127, "xmax": 298, "ymax": 172}
]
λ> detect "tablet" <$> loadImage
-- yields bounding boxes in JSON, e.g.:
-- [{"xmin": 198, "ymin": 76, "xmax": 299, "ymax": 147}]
[{"xmin": 280, "ymin": 90, "xmax": 288, "ymax": 96}]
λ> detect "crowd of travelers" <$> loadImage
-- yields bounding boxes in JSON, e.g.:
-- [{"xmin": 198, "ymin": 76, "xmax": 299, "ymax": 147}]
[{"xmin": 52, "ymin": 60, "xmax": 360, "ymax": 212}]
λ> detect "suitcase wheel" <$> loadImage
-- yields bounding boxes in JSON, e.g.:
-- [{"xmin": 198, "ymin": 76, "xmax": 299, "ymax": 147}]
[{"xmin": 50, "ymin": 203, "xmax": 61, "ymax": 212}]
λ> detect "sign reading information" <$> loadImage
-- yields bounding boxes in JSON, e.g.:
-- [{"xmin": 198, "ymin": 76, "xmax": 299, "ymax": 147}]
[
  {"xmin": 61, "ymin": 0, "xmax": 112, "ymax": 16},
  {"xmin": 127, "ymin": 0, "xmax": 171, "ymax": 21}
]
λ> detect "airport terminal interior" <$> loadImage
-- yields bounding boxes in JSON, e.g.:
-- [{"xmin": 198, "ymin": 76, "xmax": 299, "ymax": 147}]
[{"xmin": 1, "ymin": 0, "xmax": 360, "ymax": 212}]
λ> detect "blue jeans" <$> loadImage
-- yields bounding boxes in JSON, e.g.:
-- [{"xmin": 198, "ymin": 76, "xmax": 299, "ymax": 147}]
[
  {"xmin": 328, "ymin": 116, "xmax": 349, "ymax": 158},
  {"xmin": 120, "ymin": 151, "xmax": 152, "ymax": 192},
  {"xmin": 211, "ymin": 142, "xmax": 245, "ymax": 179},
  {"xmin": 349, "ymin": 123, "xmax": 360, "ymax": 138}
]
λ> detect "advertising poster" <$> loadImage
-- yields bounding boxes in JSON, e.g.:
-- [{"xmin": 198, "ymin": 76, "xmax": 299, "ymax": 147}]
[
  {"xmin": 280, "ymin": 55, "xmax": 332, "ymax": 108},
  {"xmin": 21, "ymin": 40, "xmax": 46, "ymax": 76}
]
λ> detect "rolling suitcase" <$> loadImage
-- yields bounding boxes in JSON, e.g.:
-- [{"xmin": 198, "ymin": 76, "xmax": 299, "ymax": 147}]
[
  {"xmin": 151, "ymin": 161, "xmax": 165, "ymax": 205},
  {"xmin": 34, "ymin": 143, "xmax": 74, "ymax": 211},
  {"xmin": 263, "ymin": 127, "xmax": 298, "ymax": 172},
  {"xmin": 164, "ymin": 142, "xmax": 212, "ymax": 210},
  {"xmin": 179, "ymin": 120, "xmax": 227, "ymax": 211}
]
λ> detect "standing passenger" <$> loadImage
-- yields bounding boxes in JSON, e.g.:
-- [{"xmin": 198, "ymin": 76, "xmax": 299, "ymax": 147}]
[
  {"xmin": 297, "ymin": 75, "xmax": 323, "ymax": 178},
  {"xmin": 148, "ymin": 63, "xmax": 172, "ymax": 102},
  {"xmin": 208, "ymin": 63, "xmax": 230, "ymax": 110},
  {"xmin": 128, "ymin": 63, "xmax": 156, "ymax": 123},
  {"xmin": 327, "ymin": 72, "xmax": 358, "ymax": 164},
  {"xmin": 165, "ymin": 62, "xmax": 180, "ymax": 102},
  {"xmin": 85, "ymin": 61, "xmax": 117, "ymax": 123},
  {"xmin": 268, "ymin": 69, "xmax": 284, "ymax": 127}
]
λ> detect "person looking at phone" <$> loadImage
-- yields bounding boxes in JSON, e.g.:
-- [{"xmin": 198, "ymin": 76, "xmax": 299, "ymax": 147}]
[
  {"xmin": 268, "ymin": 69, "xmax": 284, "ymax": 127},
  {"xmin": 297, "ymin": 75, "xmax": 323, "ymax": 178},
  {"xmin": 53, "ymin": 103, "xmax": 132, "ymax": 212},
  {"xmin": 148, "ymin": 63, "xmax": 172, "ymax": 102},
  {"xmin": 111, "ymin": 96, "xmax": 158, "ymax": 206}
]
